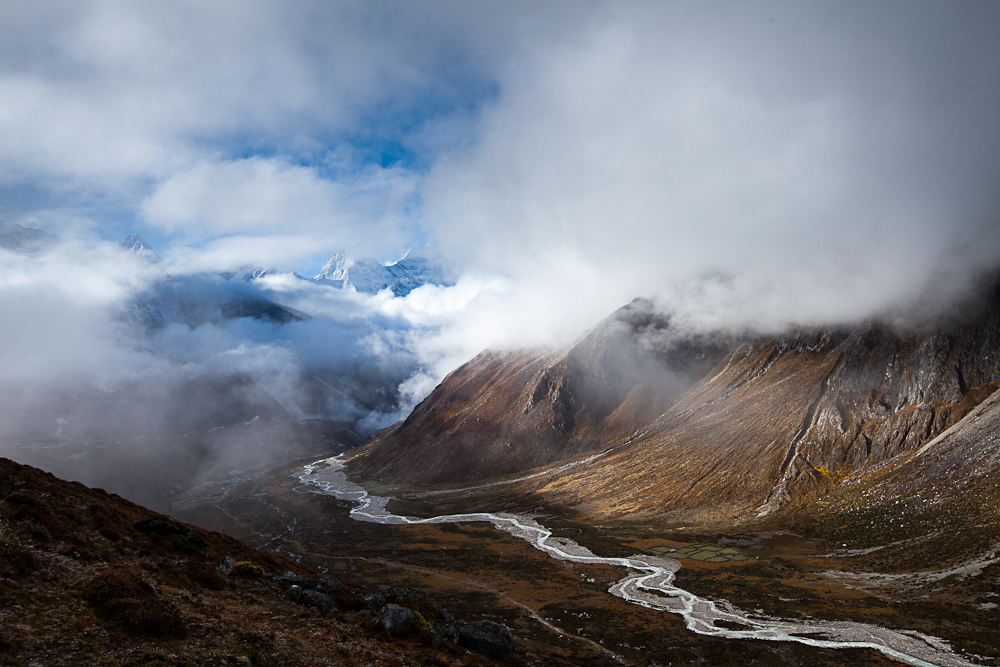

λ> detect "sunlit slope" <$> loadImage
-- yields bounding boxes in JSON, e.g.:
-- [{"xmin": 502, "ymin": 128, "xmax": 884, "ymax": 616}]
[
  {"xmin": 535, "ymin": 320, "xmax": 998, "ymax": 524},
  {"xmin": 351, "ymin": 279, "xmax": 999, "ymax": 524},
  {"xmin": 792, "ymin": 384, "xmax": 1000, "ymax": 571}
]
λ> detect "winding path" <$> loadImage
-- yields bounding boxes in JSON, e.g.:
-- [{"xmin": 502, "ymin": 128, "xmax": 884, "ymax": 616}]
[{"xmin": 293, "ymin": 456, "xmax": 976, "ymax": 667}]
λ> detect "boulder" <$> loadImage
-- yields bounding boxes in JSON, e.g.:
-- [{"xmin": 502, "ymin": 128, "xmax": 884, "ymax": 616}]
[
  {"xmin": 377, "ymin": 604, "xmax": 427, "ymax": 636},
  {"xmin": 458, "ymin": 621, "xmax": 518, "ymax": 659},
  {"xmin": 274, "ymin": 572, "xmax": 344, "ymax": 595},
  {"xmin": 363, "ymin": 592, "xmax": 386, "ymax": 612},
  {"xmin": 430, "ymin": 620, "xmax": 460, "ymax": 649},
  {"xmin": 217, "ymin": 556, "xmax": 235, "ymax": 576},
  {"xmin": 300, "ymin": 589, "xmax": 338, "ymax": 617}
]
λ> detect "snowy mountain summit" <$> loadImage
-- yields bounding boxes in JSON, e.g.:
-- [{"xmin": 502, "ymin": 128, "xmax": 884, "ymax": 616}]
[
  {"xmin": 120, "ymin": 234, "xmax": 161, "ymax": 262},
  {"xmin": 220, "ymin": 266, "xmax": 274, "ymax": 282},
  {"xmin": 314, "ymin": 248, "xmax": 450, "ymax": 296}
]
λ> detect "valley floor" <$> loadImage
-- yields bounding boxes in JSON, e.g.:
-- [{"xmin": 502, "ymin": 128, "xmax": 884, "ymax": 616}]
[{"xmin": 172, "ymin": 458, "xmax": 1000, "ymax": 667}]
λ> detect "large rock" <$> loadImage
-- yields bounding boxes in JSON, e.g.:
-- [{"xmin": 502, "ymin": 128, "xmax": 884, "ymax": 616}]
[
  {"xmin": 377, "ymin": 604, "xmax": 426, "ymax": 636},
  {"xmin": 299, "ymin": 589, "xmax": 338, "ymax": 617},
  {"xmin": 457, "ymin": 621, "xmax": 518, "ymax": 659}
]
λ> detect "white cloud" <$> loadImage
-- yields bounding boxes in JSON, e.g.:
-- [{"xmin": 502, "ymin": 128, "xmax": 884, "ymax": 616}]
[
  {"xmin": 0, "ymin": 0, "xmax": 998, "ymax": 447},
  {"xmin": 423, "ymin": 3, "xmax": 1000, "ymax": 336},
  {"xmin": 0, "ymin": 240, "xmax": 153, "ymax": 385},
  {"xmin": 141, "ymin": 157, "xmax": 418, "ymax": 262}
]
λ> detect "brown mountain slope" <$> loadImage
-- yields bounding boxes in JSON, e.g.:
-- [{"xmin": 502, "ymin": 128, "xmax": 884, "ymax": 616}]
[
  {"xmin": 351, "ymin": 299, "xmax": 735, "ymax": 485},
  {"xmin": 784, "ymin": 384, "xmax": 1000, "ymax": 572},
  {"xmin": 533, "ymin": 319, "xmax": 998, "ymax": 525},
  {"xmin": 349, "ymin": 278, "xmax": 999, "ymax": 525},
  {"xmin": 0, "ymin": 457, "xmax": 536, "ymax": 666}
]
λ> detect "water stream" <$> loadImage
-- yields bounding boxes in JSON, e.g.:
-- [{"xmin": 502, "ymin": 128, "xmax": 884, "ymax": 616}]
[{"xmin": 293, "ymin": 456, "xmax": 976, "ymax": 667}]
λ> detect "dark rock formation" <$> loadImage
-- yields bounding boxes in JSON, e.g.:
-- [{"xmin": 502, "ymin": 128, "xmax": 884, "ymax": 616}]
[
  {"xmin": 378, "ymin": 604, "xmax": 421, "ymax": 635},
  {"xmin": 457, "ymin": 621, "xmax": 518, "ymax": 659}
]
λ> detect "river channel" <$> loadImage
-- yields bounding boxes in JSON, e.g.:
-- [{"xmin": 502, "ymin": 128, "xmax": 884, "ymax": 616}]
[{"xmin": 293, "ymin": 455, "xmax": 975, "ymax": 667}]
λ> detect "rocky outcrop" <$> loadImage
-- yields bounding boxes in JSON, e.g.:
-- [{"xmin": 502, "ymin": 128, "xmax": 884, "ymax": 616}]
[
  {"xmin": 456, "ymin": 621, "xmax": 518, "ymax": 659},
  {"xmin": 271, "ymin": 576, "xmax": 519, "ymax": 658}
]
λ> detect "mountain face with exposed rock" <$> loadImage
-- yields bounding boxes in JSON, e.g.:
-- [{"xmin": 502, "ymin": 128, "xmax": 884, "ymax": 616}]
[
  {"xmin": 349, "ymin": 275, "xmax": 1000, "ymax": 526},
  {"xmin": 350, "ymin": 298, "xmax": 738, "ymax": 485}
]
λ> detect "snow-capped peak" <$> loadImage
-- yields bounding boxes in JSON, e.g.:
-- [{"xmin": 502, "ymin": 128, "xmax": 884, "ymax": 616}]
[
  {"xmin": 314, "ymin": 248, "xmax": 451, "ymax": 296},
  {"xmin": 314, "ymin": 251, "xmax": 353, "ymax": 284},
  {"xmin": 120, "ymin": 234, "xmax": 161, "ymax": 262},
  {"xmin": 221, "ymin": 266, "xmax": 274, "ymax": 282}
]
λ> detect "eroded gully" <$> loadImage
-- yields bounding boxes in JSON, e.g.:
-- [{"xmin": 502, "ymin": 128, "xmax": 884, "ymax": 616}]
[{"xmin": 293, "ymin": 455, "xmax": 976, "ymax": 667}]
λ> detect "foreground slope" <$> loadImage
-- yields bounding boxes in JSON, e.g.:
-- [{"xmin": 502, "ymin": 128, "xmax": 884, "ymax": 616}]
[
  {"xmin": 0, "ymin": 457, "xmax": 532, "ymax": 666},
  {"xmin": 349, "ymin": 277, "xmax": 999, "ymax": 526}
]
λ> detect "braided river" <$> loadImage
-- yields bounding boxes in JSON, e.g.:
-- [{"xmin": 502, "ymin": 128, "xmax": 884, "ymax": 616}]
[{"xmin": 294, "ymin": 456, "xmax": 975, "ymax": 667}]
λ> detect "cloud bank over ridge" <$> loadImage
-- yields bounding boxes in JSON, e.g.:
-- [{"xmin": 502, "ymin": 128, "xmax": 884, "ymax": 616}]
[{"xmin": 1, "ymin": 1, "xmax": 999, "ymax": 445}]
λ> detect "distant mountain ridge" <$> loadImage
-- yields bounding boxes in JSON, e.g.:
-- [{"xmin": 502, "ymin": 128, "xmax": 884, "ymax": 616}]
[
  {"xmin": 315, "ymin": 248, "xmax": 451, "ymax": 296},
  {"xmin": 120, "ymin": 233, "xmax": 160, "ymax": 261},
  {"xmin": 0, "ymin": 220, "xmax": 60, "ymax": 253}
]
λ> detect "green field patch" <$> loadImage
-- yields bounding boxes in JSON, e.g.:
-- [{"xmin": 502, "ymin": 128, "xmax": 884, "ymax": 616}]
[
  {"xmin": 647, "ymin": 545, "xmax": 676, "ymax": 554},
  {"xmin": 645, "ymin": 544, "xmax": 748, "ymax": 562}
]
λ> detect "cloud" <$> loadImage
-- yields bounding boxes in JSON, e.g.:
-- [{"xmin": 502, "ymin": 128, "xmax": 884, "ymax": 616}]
[
  {"xmin": 0, "ymin": 1, "xmax": 999, "ymax": 453},
  {"xmin": 0, "ymin": 247, "xmax": 430, "ymax": 444},
  {"xmin": 141, "ymin": 157, "xmax": 418, "ymax": 264},
  {"xmin": 0, "ymin": 239, "xmax": 153, "ymax": 381},
  {"xmin": 423, "ymin": 2, "xmax": 1000, "ymax": 336}
]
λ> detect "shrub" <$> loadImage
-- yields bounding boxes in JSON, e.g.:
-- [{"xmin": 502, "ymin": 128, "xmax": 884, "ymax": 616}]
[
  {"xmin": 113, "ymin": 598, "xmax": 188, "ymax": 638},
  {"xmin": 133, "ymin": 517, "xmax": 189, "ymax": 537},
  {"xmin": 82, "ymin": 571, "xmax": 151, "ymax": 608},
  {"xmin": 81, "ymin": 571, "xmax": 187, "ymax": 638},
  {"xmin": 0, "ymin": 541, "xmax": 39, "ymax": 576},
  {"xmin": 231, "ymin": 561, "xmax": 266, "ymax": 578},
  {"xmin": 98, "ymin": 526, "xmax": 121, "ymax": 542},
  {"xmin": 132, "ymin": 516, "xmax": 207, "ymax": 549},
  {"xmin": 186, "ymin": 563, "xmax": 227, "ymax": 590}
]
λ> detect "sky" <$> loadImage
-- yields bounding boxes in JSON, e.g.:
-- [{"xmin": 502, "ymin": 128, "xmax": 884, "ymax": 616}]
[{"xmin": 1, "ymin": 1, "xmax": 999, "ymax": 442}]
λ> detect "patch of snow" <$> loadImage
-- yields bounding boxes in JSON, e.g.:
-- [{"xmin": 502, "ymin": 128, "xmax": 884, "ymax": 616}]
[{"xmin": 314, "ymin": 248, "xmax": 451, "ymax": 296}]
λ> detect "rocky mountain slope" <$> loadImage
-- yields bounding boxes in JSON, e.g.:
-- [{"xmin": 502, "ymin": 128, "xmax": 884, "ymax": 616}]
[
  {"xmin": 0, "ymin": 456, "xmax": 538, "ymax": 666},
  {"xmin": 350, "ymin": 298, "xmax": 737, "ymax": 485},
  {"xmin": 349, "ymin": 276, "xmax": 1000, "ymax": 527}
]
